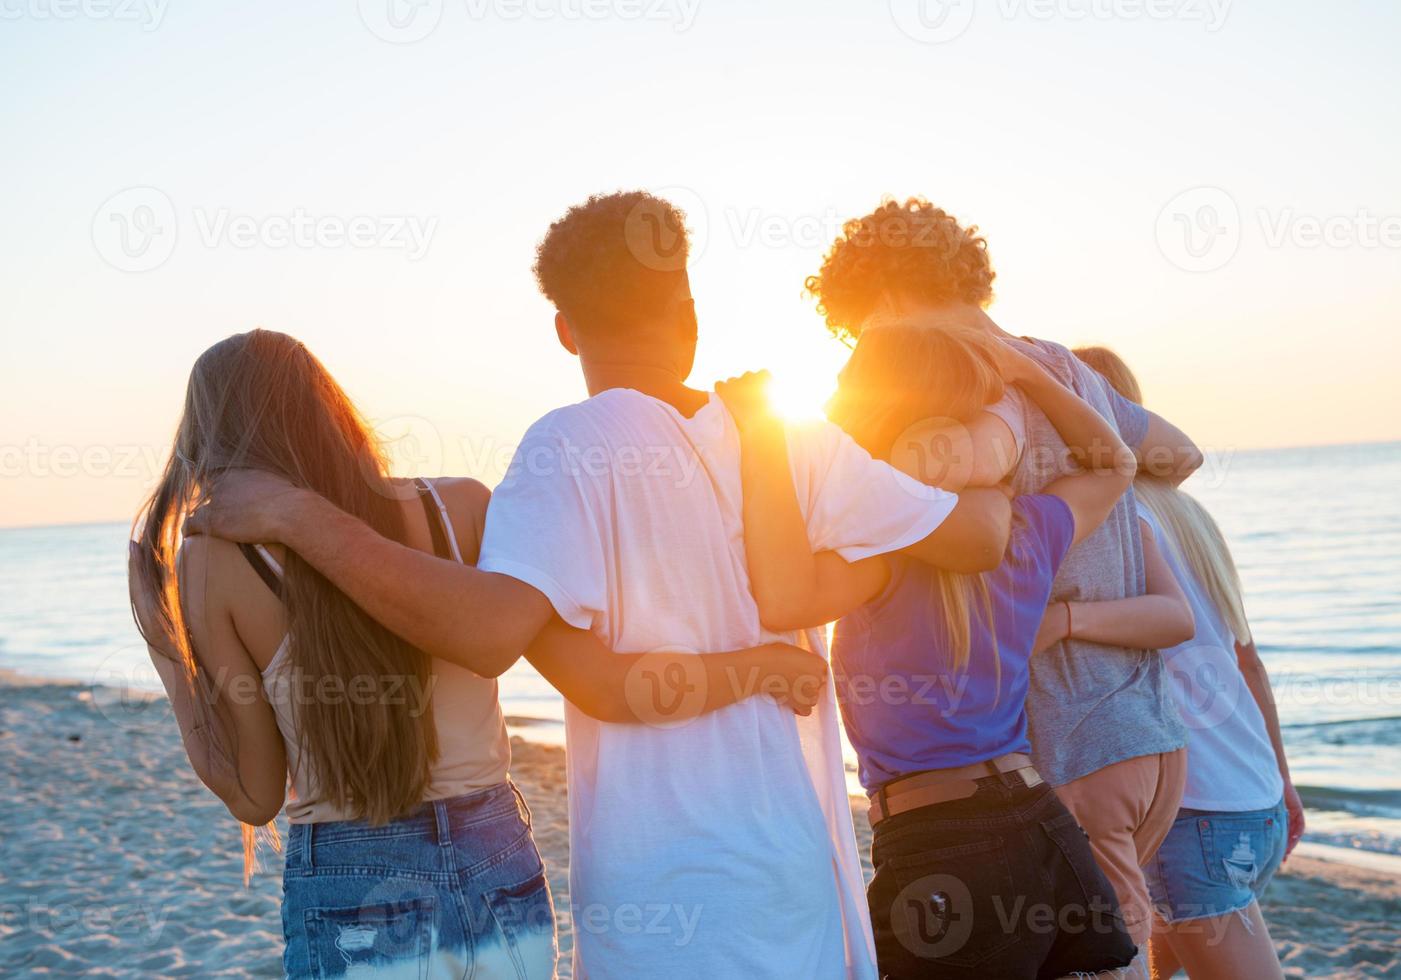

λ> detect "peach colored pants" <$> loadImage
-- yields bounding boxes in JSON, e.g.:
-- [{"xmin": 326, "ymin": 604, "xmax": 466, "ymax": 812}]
[{"xmin": 1055, "ymin": 748, "xmax": 1188, "ymax": 946}]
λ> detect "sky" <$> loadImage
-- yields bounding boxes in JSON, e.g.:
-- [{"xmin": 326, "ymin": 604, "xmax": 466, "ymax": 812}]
[{"xmin": 2, "ymin": 0, "xmax": 1399, "ymax": 528}]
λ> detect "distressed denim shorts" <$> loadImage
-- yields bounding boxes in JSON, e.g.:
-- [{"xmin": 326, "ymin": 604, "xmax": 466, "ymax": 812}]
[
  {"xmin": 281, "ymin": 781, "xmax": 557, "ymax": 979},
  {"xmin": 1142, "ymin": 798, "xmax": 1287, "ymax": 924}
]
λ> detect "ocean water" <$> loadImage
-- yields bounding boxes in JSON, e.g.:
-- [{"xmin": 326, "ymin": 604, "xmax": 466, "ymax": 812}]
[{"xmin": 2, "ymin": 441, "xmax": 1399, "ymax": 862}]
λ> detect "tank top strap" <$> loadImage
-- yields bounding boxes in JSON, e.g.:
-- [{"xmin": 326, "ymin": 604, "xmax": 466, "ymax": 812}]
[
  {"xmin": 239, "ymin": 542, "xmax": 285, "ymax": 600},
  {"xmin": 413, "ymin": 478, "xmax": 465, "ymax": 564}
]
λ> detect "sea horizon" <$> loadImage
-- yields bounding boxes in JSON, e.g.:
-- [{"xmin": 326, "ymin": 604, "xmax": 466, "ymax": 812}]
[{"xmin": 4, "ymin": 440, "xmax": 1399, "ymax": 869}]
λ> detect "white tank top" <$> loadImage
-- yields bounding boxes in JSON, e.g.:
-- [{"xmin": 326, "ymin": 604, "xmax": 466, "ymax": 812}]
[{"xmin": 252, "ymin": 479, "xmax": 511, "ymax": 823}]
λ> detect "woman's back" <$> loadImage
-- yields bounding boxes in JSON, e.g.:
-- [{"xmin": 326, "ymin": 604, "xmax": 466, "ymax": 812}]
[
  {"xmin": 188, "ymin": 476, "xmax": 509, "ymax": 824},
  {"xmin": 1138, "ymin": 506, "xmax": 1283, "ymax": 811}
]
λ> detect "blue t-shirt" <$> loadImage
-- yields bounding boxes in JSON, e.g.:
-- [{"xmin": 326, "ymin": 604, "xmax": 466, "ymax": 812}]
[{"xmin": 832, "ymin": 494, "xmax": 1076, "ymax": 793}]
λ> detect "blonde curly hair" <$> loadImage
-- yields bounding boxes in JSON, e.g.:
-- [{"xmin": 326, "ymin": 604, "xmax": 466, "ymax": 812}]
[{"xmin": 806, "ymin": 197, "xmax": 995, "ymax": 343}]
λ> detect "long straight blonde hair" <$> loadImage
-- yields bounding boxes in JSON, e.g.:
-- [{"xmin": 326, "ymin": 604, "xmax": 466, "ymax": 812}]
[
  {"xmin": 130, "ymin": 330, "xmax": 439, "ymax": 875},
  {"xmin": 1073, "ymin": 345, "xmax": 1251, "ymax": 645},
  {"xmin": 827, "ymin": 320, "xmax": 1004, "ymax": 673}
]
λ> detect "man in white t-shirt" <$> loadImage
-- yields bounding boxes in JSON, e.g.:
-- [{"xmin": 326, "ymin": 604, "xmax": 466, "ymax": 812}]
[
  {"xmin": 186, "ymin": 191, "xmax": 1012, "ymax": 978},
  {"xmin": 476, "ymin": 192, "xmax": 1015, "ymax": 979}
]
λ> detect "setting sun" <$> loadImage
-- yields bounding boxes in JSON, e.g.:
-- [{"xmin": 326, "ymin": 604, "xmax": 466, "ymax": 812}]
[{"xmin": 768, "ymin": 370, "xmax": 836, "ymax": 421}]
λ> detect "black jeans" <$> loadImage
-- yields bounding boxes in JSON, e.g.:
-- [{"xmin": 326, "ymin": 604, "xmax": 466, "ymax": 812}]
[{"xmin": 867, "ymin": 773, "xmax": 1137, "ymax": 979}]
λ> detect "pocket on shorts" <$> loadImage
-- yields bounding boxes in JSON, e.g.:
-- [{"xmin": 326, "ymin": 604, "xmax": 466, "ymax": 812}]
[
  {"xmin": 303, "ymin": 896, "xmax": 434, "ymax": 979},
  {"xmin": 1195, "ymin": 812, "xmax": 1281, "ymax": 892},
  {"xmin": 1041, "ymin": 809, "xmax": 1119, "ymax": 909},
  {"xmin": 876, "ymin": 838, "xmax": 1021, "ymax": 971},
  {"xmin": 483, "ymin": 869, "xmax": 557, "ymax": 980}
]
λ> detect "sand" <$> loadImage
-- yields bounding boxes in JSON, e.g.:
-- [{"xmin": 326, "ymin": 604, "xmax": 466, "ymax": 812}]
[{"xmin": 2, "ymin": 677, "xmax": 1397, "ymax": 978}]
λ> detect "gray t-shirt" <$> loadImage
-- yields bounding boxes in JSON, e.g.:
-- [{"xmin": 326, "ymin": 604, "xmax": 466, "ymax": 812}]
[{"xmin": 995, "ymin": 337, "xmax": 1186, "ymax": 786}]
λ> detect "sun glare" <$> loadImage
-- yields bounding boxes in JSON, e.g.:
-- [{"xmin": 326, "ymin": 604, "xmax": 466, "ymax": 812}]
[{"xmin": 768, "ymin": 372, "xmax": 834, "ymax": 421}]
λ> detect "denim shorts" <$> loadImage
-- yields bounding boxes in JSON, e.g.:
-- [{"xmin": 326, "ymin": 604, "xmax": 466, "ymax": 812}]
[
  {"xmin": 281, "ymin": 781, "xmax": 557, "ymax": 979},
  {"xmin": 1142, "ymin": 798, "xmax": 1287, "ymax": 924},
  {"xmin": 866, "ymin": 773, "xmax": 1137, "ymax": 979}
]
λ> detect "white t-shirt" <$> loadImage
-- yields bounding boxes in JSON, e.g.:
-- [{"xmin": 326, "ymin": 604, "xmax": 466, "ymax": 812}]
[
  {"xmin": 478, "ymin": 388, "xmax": 956, "ymax": 980},
  {"xmin": 1140, "ymin": 509, "xmax": 1284, "ymax": 812}
]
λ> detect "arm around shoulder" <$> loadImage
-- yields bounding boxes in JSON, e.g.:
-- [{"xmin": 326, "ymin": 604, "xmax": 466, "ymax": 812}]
[
  {"xmin": 900, "ymin": 486, "xmax": 1012, "ymax": 573},
  {"xmin": 1136, "ymin": 411, "xmax": 1204, "ymax": 485},
  {"xmin": 186, "ymin": 473, "xmax": 551, "ymax": 678}
]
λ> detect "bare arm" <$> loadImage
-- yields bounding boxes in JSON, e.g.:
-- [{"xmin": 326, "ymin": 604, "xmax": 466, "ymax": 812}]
[
  {"xmin": 888, "ymin": 410, "xmax": 1020, "ymax": 492},
  {"xmin": 1033, "ymin": 519, "xmax": 1195, "ymax": 654},
  {"xmin": 129, "ymin": 540, "xmax": 287, "ymax": 826},
  {"xmin": 183, "ymin": 474, "xmax": 552, "ymax": 678},
  {"xmin": 897, "ymin": 487, "xmax": 1012, "ymax": 574},
  {"xmin": 719, "ymin": 372, "xmax": 990, "ymax": 631},
  {"xmin": 1135, "ymin": 411, "xmax": 1204, "ymax": 485},
  {"xmin": 1001, "ymin": 345, "xmax": 1137, "ymax": 548},
  {"xmin": 1237, "ymin": 637, "xmax": 1305, "ymax": 857},
  {"xmin": 525, "ymin": 620, "xmax": 828, "ymax": 722},
  {"xmin": 724, "ymin": 392, "xmax": 890, "ymax": 631}
]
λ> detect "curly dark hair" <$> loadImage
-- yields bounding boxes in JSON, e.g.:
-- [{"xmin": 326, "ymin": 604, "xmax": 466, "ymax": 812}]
[
  {"xmin": 533, "ymin": 190, "xmax": 691, "ymax": 335},
  {"xmin": 806, "ymin": 198, "xmax": 995, "ymax": 343}
]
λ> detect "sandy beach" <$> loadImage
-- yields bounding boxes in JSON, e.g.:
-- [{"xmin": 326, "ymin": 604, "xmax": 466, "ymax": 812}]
[{"xmin": 2, "ymin": 675, "xmax": 1397, "ymax": 979}]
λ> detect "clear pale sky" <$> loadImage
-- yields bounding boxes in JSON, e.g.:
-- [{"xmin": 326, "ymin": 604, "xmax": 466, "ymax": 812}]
[{"xmin": 3, "ymin": 0, "xmax": 1399, "ymax": 528}]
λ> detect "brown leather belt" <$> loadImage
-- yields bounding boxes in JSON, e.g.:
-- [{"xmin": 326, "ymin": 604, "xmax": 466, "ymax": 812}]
[{"xmin": 868, "ymin": 753, "xmax": 1043, "ymax": 827}]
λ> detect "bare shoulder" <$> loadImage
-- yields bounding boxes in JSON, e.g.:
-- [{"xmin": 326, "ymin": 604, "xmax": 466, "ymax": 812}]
[
  {"xmin": 431, "ymin": 477, "xmax": 491, "ymax": 519},
  {"xmin": 174, "ymin": 534, "xmax": 241, "ymax": 628},
  {"xmin": 175, "ymin": 533, "xmax": 216, "ymax": 589},
  {"xmin": 426, "ymin": 477, "xmax": 491, "ymax": 562}
]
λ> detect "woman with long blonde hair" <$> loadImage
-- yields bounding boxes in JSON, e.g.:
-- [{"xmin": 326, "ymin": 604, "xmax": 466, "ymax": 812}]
[
  {"xmin": 128, "ymin": 329, "xmax": 825, "ymax": 978},
  {"xmin": 1063, "ymin": 345, "xmax": 1301, "ymax": 980},
  {"xmin": 716, "ymin": 322, "xmax": 1194, "ymax": 978}
]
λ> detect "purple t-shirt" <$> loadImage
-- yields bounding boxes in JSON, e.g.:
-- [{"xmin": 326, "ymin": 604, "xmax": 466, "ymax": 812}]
[{"xmin": 832, "ymin": 495, "xmax": 1076, "ymax": 793}]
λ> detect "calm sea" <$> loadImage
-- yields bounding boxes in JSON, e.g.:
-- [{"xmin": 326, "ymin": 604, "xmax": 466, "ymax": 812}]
[{"xmin": 3, "ymin": 441, "xmax": 1399, "ymax": 861}]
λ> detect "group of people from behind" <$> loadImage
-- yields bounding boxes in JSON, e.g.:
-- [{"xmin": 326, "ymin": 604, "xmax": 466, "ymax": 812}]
[{"xmin": 130, "ymin": 192, "xmax": 1303, "ymax": 979}]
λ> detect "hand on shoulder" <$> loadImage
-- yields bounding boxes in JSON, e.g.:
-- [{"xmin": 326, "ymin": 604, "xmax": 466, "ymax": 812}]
[
  {"xmin": 183, "ymin": 469, "xmax": 305, "ymax": 543},
  {"xmin": 715, "ymin": 370, "xmax": 780, "ymax": 431}
]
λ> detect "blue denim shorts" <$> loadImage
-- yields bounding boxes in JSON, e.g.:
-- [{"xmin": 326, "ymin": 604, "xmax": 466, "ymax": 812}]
[
  {"xmin": 1142, "ymin": 798, "xmax": 1287, "ymax": 924},
  {"xmin": 281, "ymin": 781, "xmax": 557, "ymax": 978}
]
